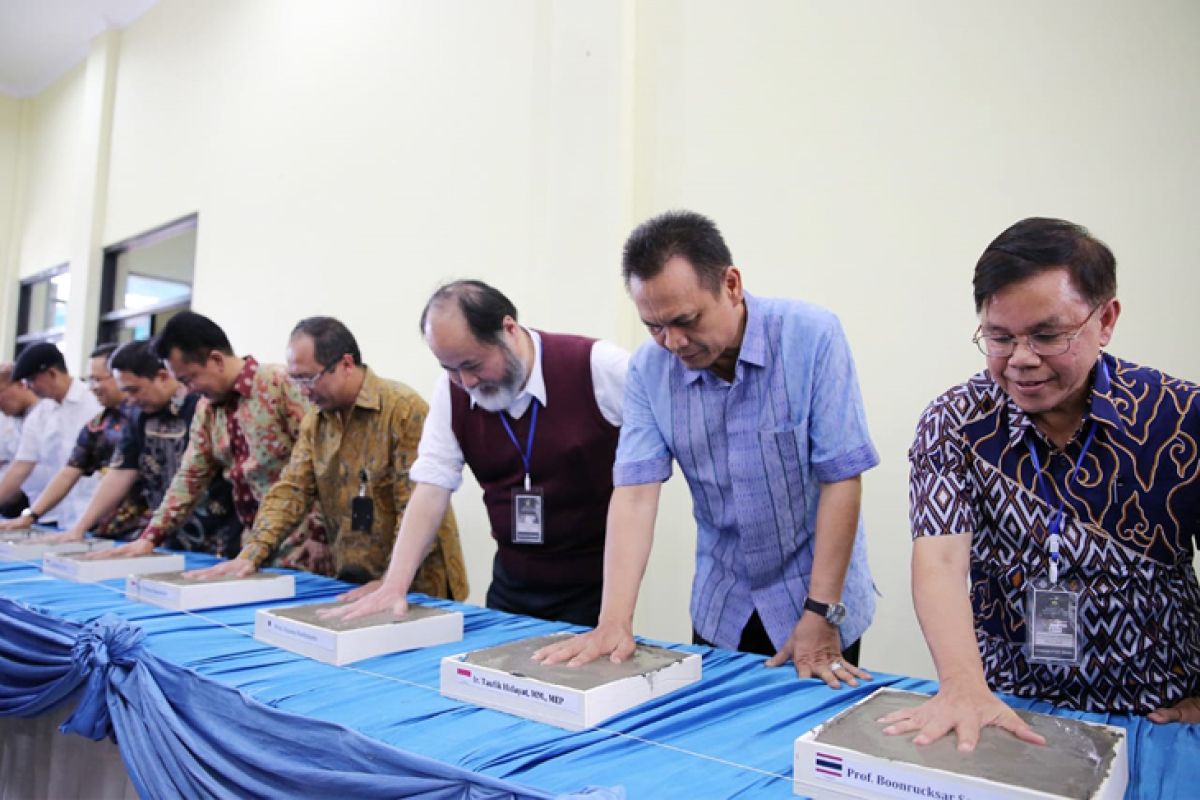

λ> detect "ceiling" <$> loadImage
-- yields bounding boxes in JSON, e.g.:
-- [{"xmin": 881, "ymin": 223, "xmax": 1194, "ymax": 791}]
[{"xmin": 0, "ymin": 0, "xmax": 159, "ymax": 97}]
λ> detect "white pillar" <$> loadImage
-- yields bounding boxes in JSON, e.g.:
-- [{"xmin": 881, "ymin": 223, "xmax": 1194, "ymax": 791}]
[{"xmin": 61, "ymin": 31, "xmax": 119, "ymax": 373}]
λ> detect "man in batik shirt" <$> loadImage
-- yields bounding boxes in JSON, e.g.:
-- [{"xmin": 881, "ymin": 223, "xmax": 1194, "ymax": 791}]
[
  {"xmin": 95, "ymin": 312, "xmax": 327, "ymax": 571},
  {"xmin": 43, "ymin": 340, "xmax": 241, "ymax": 555},
  {"xmin": 0, "ymin": 345, "xmax": 141, "ymax": 534},
  {"xmin": 189, "ymin": 317, "xmax": 467, "ymax": 596},
  {"xmin": 879, "ymin": 217, "xmax": 1200, "ymax": 752}
]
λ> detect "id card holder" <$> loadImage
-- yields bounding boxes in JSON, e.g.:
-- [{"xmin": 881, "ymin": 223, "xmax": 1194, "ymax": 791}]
[
  {"xmin": 511, "ymin": 486, "xmax": 545, "ymax": 544},
  {"xmin": 1025, "ymin": 578, "xmax": 1080, "ymax": 664},
  {"xmin": 351, "ymin": 469, "xmax": 373, "ymax": 533}
]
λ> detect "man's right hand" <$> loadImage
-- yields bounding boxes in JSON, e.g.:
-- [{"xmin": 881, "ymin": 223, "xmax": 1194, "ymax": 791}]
[
  {"xmin": 531, "ymin": 621, "xmax": 637, "ymax": 667},
  {"xmin": 80, "ymin": 537, "xmax": 156, "ymax": 560},
  {"xmin": 29, "ymin": 528, "xmax": 84, "ymax": 544},
  {"xmin": 0, "ymin": 515, "xmax": 33, "ymax": 532},
  {"xmin": 184, "ymin": 558, "xmax": 257, "ymax": 581},
  {"xmin": 878, "ymin": 681, "xmax": 1046, "ymax": 751},
  {"xmin": 319, "ymin": 582, "xmax": 408, "ymax": 621}
]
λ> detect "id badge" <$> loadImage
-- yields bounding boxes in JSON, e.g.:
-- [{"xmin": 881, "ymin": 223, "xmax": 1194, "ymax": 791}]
[
  {"xmin": 1025, "ymin": 579, "xmax": 1080, "ymax": 664},
  {"xmin": 511, "ymin": 487, "xmax": 544, "ymax": 544}
]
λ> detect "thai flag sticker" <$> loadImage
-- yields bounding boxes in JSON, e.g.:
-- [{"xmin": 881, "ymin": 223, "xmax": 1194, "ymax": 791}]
[
  {"xmin": 815, "ymin": 752, "xmax": 843, "ymax": 778},
  {"xmin": 456, "ymin": 667, "xmax": 472, "ymax": 678}
]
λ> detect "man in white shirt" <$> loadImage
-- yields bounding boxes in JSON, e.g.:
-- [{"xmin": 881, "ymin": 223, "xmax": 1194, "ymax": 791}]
[
  {"xmin": 0, "ymin": 365, "xmax": 43, "ymax": 518},
  {"xmin": 0, "ymin": 344, "xmax": 102, "ymax": 527},
  {"xmin": 329, "ymin": 280, "xmax": 628, "ymax": 627}
]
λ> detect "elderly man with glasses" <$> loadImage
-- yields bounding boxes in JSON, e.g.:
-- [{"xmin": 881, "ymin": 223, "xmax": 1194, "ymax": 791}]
[
  {"xmin": 879, "ymin": 217, "xmax": 1200, "ymax": 752},
  {"xmin": 186, "ymin": 316, "xmax": 467, "ymax": 599}
]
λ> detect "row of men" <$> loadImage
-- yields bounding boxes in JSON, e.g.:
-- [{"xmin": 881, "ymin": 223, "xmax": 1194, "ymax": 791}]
[{"xmin": 1, "ymin": 210, "xmax": 1196, "ymax": 750}]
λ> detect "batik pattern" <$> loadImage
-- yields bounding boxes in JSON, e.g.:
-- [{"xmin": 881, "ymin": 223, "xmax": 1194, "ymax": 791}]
[
  {"xmin": 67, "ymin": 405, "xmax": 147, "ymax": 537},
  {"xmin": 241, "ymin": 369, "xmax": 467, "ymax": 595},
  {"xmin": 910, "ymin": 353, "xmax": 1200, "ymax": 712},
  {"xmin": 140, "ymin": 358, "xmax": 327, "ymax": 568}
]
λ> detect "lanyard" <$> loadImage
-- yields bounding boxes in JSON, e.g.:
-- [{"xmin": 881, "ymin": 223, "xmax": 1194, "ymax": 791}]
[
  {"xmin": 1025, "ymin": 421, "xmax": 1097, "ymax": 584},
  {"xmin": 499, "ymin": 401, "xmax": 539, "ymax": 491}
]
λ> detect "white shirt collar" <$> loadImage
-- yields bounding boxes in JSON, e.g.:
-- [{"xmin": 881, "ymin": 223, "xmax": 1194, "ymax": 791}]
[{"xmin": 467, "ymin": 326, "xmax": 547, "ymax": 419}]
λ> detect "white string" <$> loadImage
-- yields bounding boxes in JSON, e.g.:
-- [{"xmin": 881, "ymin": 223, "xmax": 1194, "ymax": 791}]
[{"xmin": 5, "ymin": 557, "xmax": 797, "ymax": 787}]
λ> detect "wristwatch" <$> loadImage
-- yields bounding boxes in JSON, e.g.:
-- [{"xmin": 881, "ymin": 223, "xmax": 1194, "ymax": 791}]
[
  {"xmin": 804, "ymin": 597, "xmax": 847, "ymax": 626},
  {"xmin": 19, "ymin": 508, "xmax": 39, "ymax": 523}
]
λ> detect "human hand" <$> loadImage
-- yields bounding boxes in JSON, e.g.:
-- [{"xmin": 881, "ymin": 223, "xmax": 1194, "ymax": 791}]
[
  {"xmin": 335, "ymin": 578, "xmax": 381, "ymax": 603},
  {"xmin": 319, "ymin": 581, "xmax": 408, "ymax": 621},
  {"xmin": 765, "ymin": 613, "xmax": 872, "ymax": 688},
  {"xmin": 79, "ymin": 537, "xmax": 156, "ymax": 560},
  {"xmin": 277, "ymin": 536, "xmax": 335, "ymax": 577},
  {"xmin": 28, "ymin": 527, "xmax": 84, "ymax": 544},
  {"xmin": 878, "ymin": 682, "xmax": 1046, "ymax": 751},
  {"xmin": 0, "ymin": 515, "xmax": 33, "ymax": 532},
  {"xmin": 1148, "ymin": 696, "xmax": 1200, "ymax": 724},
  {"xmin": 531, "ymin": 621, "xmax": 637, "ymax": 667},
  {"xmin": 183, "ymin": 558, "xmax": 257, "ymax": 581}
]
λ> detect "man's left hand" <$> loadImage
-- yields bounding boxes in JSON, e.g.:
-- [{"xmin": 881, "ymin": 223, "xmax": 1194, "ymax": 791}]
[
  {"xmin": 1148, "ymin": 696, "xmax": 1200, "ymax": 724},
  {"xmin": 764, "ymin": 612, "xmax": 871, "ymax": 688}
]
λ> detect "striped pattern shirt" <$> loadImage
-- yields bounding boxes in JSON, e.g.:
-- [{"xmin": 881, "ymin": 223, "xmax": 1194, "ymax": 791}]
[{"xmin": 615, "ymin": 292, "xmax": 879, "ymax": 650}]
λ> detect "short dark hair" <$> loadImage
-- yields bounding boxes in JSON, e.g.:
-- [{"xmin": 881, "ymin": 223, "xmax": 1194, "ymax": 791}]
[
  {"xmin": 90, "ymin": 343, "xmax": 119, "ymax": 360},
  {"xmin": 419, "ymin": 280, "xmax": 518, "ymax": 346},
  {"xmin": 11, "ymin": 342, "xmax": 68, "ymax": 380},
  {"xmin": 622, "ymin": 210, "xmax": 733, "ymax": 294},
  {"xmin": 289, "ymin": 317, "xmax": 363, "ymax": 367},
  {"xmin": 974, "ymin": 218, "xmax": 1117, "ymax": 312},
  {"xmin": 152, "ymin": 311, "xmax": 234, "ymax": 364},
  {"xmin": 109, "ymin": 340, "xmax": 165, "ymax": 379}
]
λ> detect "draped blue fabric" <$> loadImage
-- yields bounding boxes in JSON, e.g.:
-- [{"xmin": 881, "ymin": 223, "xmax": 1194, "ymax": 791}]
[
  {"xmin": 0, "ymin": 554, "xmax": 1195, "ymax": 799},
  {"xmin": 0, "ymin": 562, "xmax": 552, "ymax": 800}
]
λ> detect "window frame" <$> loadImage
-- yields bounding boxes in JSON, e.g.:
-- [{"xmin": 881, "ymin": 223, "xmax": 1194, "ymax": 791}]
[
  {"xmin": 14, "ymin": 263, "xmax": 70, "ymax": 355},
  {"xmin": 97, "ymin": 213, "xmax": 198, "ymax": 346}
]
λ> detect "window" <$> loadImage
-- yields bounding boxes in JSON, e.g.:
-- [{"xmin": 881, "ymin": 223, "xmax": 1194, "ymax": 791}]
[
  {"xmin": 98, "ymin": 214, "xmax": 197, "ymax": 345},
  {"xmin": 14, "ymin": 264, "xmax": 70, "ymax": 355}
]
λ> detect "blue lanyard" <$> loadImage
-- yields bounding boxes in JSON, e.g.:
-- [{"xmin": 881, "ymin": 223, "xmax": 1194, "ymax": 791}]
[
  {"xmin": 1025, "ymin": 421, "xmax": 1097, "ymax": 584},
  {"xmin": 499, "ymin": 401, "xmax": 539, "ymax": 491}
]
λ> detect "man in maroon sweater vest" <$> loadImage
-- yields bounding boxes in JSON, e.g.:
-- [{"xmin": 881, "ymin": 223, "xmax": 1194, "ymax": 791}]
[{"xmin": 330, "ymin": 280, "xmax": 628, "ymax": 626}]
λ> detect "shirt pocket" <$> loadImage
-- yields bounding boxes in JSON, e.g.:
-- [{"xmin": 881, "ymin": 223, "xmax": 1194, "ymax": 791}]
[{"xmin": 754, "ymin": 422, "xmax": 810, "ymax": 543}]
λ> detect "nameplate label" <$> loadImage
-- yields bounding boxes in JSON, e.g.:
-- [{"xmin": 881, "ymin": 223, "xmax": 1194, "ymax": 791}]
[
  {"xmin": 453, "ymin": 666, "xmax": 581, "ymax": 714},
  {"xmin": 262, "ymin": 616, "xmax": 335, "ymax": 652}
]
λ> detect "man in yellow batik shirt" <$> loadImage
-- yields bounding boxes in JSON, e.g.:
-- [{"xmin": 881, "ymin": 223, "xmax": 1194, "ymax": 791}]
[{"xmin": 189, "ymin": 316, "xmax": 467, "ymax": 598}]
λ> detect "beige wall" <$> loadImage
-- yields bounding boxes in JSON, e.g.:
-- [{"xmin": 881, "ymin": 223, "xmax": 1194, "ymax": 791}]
[
  {"xmin": 0, "ymin": 93, "xmax": 24, "ymax": 356},
  {"xmin": 3, "ymin": 0, "xmax": 1199, "ymax": 679},
  {"xmin": 629, "ymin": 0, "xmax": 1200, "ymax": 675},
  {"xmin": 14, "ymin": 63, "xmax": 85, "ymax": 280}
]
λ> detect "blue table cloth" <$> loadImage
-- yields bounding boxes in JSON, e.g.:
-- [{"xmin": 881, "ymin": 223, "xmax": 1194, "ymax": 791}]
[{"xmin": 0, "ymin": 553, "xmax": 1194, "ymax": 798}]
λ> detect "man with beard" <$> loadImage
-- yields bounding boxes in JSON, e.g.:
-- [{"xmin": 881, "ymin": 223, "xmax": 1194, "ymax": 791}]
[
  {"xmin": 187, "ymin": 316, "xmax": 468, "ymax": 598},
  {"xmin": 327, "ymin": 280, "xmax": 628, "ymax": 626}
]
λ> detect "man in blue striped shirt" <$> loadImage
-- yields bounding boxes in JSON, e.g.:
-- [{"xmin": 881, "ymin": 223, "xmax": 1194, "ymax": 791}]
[{"xmin": 537, "ymin": 210, "xmax": 879, "ymax": 687}]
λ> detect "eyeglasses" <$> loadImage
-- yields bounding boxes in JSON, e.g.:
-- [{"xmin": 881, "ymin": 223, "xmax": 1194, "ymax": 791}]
[
  {"xmin": 973, "ymin": 303, "xmax": 1104, "ymax": 358},
  {"xmin": 86, "ymin": 375, "xmax": 112, "ymax": 385},
  {"xmin": 289, "ymin": 361, "xmax": 337, "ymax": 389}
]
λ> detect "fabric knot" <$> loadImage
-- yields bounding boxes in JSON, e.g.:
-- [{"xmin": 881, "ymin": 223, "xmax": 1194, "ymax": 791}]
[
  {"xmin": 71, "ymin": 614, "xmax": 145, "ymax": 671},
  {"xmin": 61, "ymin": 614, "xmax": 145, "ymax": 741}
]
